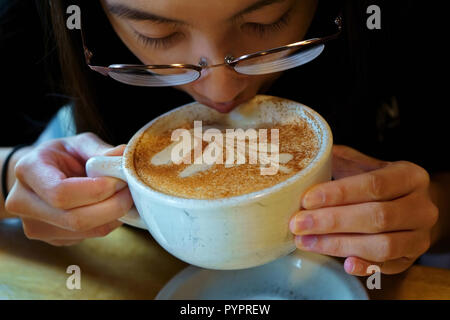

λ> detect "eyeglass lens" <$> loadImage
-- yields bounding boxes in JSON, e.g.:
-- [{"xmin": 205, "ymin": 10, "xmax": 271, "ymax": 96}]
[{"xmin": 104, "ymin": 42, "xmax": 325, "ymax": 87}]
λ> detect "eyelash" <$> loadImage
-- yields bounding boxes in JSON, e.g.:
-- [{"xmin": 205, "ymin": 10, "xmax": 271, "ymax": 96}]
[
  {"xmin": 134, "ymin": 9, "xmax": 292, "ymax": 49},
  {"xmin": 133, "ymin": 30, "xmax": 183, "ymax": 49},
  {"xmin": 242, "ymin": 9, "xmax": 292, "ymax": 37}
]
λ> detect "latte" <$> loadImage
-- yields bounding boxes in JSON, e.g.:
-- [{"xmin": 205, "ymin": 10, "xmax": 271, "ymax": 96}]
[{"xmin": 133, "ymin": 119, "xmax": 318, "ymax": 199}]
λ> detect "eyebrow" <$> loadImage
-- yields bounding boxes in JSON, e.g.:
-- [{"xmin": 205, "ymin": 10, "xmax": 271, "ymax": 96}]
[
  {"xmin": 104, "ymin": 3, "xmax": 186, "ymax": 26},
  {"xmin": 233, "ymin": 0, "xmax": 287, "ymax": 19},
  {"xmin": 104, "ymin": 0, "xmax": 287, "ymax": 25}
]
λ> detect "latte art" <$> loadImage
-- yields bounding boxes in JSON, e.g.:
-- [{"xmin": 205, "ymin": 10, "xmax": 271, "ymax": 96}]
[
  {"xmin": 150, "ymin": 121, "xmax": 295, "ymax": 177},
  {"xmin": 134, "ymin": 119, "xmax": 319, "ymax": 199}
]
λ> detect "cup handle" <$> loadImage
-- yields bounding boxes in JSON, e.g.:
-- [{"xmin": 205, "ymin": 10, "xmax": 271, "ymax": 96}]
[{"xmin": 85, "ymin": 156, "xmax": 147, "ymax": 230}]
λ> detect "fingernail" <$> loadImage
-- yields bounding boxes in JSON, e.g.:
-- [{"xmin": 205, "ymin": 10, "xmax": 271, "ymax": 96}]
[
  {"xmin": 344, "ymin": 259, "xmax": 355, "ymax": 273},
  {"xmin": 290, "ymin": 214, "xmax": 314, "ymax": 233},
  {"xmin": 302, "ymin": 190, "xmax": 325, "ymax": 209},
  {"xmin": 103, "ymin": 145, "xmax": 126, "ymax": 156},
  {"xmin": 296, "ymin": 235, "xmax": 317, "ymax": 249},
  {"xmin": 100, "ymin": 146, "xmax": 116, "ymax": 156}
]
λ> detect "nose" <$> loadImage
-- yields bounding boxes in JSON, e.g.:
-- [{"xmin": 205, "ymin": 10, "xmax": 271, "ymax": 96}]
[
  {"xmin": 187, "ymin": 39, "xmax": 249, "ymax": 111},
  {"xmin": 192, "ymin": 64, "xmax": 247, "ymax": 109}
]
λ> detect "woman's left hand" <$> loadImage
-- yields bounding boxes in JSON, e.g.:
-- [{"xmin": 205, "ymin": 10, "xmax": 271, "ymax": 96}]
[{"xmin": 289, "ymin": 145, "xmax": 439, "ymax": 275}]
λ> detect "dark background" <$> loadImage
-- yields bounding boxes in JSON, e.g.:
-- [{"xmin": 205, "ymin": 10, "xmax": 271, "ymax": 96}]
[{"xmin": 0, "ymin": 0, "xmax": 447, "ymax": 174}]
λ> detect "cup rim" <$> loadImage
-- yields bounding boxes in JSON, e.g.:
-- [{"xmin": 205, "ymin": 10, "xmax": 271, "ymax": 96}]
[{"xmin": 122, "ymin": 95, "xmax": 333, "ymax": 209}]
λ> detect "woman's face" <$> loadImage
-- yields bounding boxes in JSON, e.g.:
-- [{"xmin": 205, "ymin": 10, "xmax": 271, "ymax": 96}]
[{"xmin": 101, "ymin": 0, "xmax": 318, "ymax": 113}]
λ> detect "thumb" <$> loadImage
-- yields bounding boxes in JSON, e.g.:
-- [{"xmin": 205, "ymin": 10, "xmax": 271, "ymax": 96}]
[
  {"xmin": 332, "ymin": 145, "xmax": 388, "ymax": 179},
  {"xmin": 102, "ymin": 144, "xmax": 127, "ymax": 157},
  {"xmin": 65, "ymin": 133, "xmax": 125, "ymax": 161}
]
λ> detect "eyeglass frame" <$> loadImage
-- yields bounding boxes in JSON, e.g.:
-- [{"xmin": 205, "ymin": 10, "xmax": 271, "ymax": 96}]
[{"xmin": 80, "ymin": 14, "xmax": 343, "ymax": 82}]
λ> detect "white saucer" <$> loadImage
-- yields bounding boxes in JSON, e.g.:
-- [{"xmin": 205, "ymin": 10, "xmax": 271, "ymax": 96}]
[
  {"xmin": 156, "ymin": 250, "xmax": 369, "ymax": 300},
  {"xmin": 119, "ymin": 207, "xmax": 148, "ymax": 230}
]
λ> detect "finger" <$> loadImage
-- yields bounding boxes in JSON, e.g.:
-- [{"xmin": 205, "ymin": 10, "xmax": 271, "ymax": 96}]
[
  {"xmin": 332, "ymin": 145, "xmax": 388, "ymax": 180},
  {"xmin": 302, "ymin": 161, "xmax": 430, "ymax": 209},
  {"xmin": 344, "ymin": 256, "xmax": 415, "ymax": 276},
  {"xmin": 22, "ymin": 218, "xmax": 123, "ymax": 241},
  {"xmin": 333, "ymin": 145, "xmax": 386, "ymax": 168},
  {"xmin": 103, "ymin": 144, "xmax": 127, "ymax": 157},
  {"xmin": 15, "ymin": 146, "xmax": 127, "ymax": 209},
  {"xmin": 332, "ymin": 156, "xmax": 369, "ymax": 180},
  {"xmin": 62, "ymin": 132, "xmax": 117, "ymax": 161},
  {"xmin": 6, "ymin": 181, "xmax": 133, "ymax": 232},
  {"xmin": 290, "ymin": 192, "xmax": 439, "ymax": 235},
  {"xmin": 294, "ymin": 230, "xmax": 431, "ymax": 262},
  {"xmin": 65, "ymin": 187, "xmax": 133, "ymax": 231}
]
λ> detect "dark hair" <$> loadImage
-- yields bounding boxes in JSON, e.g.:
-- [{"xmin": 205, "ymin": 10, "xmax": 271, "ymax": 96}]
[{"xmin": 46, "ymin": 0, "xmax": 110, "ymax": 140}]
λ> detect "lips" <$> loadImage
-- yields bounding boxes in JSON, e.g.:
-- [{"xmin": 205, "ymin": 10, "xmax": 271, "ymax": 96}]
[{"xmin": 198, "ymin": 99, "xmax": 244, "ymax": 113}]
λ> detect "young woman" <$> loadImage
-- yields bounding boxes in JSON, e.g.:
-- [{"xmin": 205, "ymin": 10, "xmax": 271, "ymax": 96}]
[{"xmin": 1, "ymin": 0, "xmax": 448, "ymax": 275}]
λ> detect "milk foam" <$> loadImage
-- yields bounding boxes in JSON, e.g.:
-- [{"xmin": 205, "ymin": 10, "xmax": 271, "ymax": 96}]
[
  {"xmin": 133, "ymin": 95, "xmax": 321, "ymax": 199},
  {"xmin": 150, "ymin": 125, "xmax": 295, "ymax": 178}
]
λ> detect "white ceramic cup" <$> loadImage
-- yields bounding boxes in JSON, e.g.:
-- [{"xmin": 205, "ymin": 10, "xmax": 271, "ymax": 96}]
[{"xmin": 86, "ymin": 95, "xmax": 333, "ymax": 270}]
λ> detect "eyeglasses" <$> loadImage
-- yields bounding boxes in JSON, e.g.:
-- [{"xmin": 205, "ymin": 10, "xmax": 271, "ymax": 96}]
[{"xmin": 81, "ymin": 15, "xmax": 342, "ymax": 87}]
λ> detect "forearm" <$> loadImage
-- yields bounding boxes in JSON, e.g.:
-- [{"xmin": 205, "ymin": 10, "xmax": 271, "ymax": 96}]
[
  {"xmin": 429, "ymin": 171, "xmax": 450, "ymax": 252},
  {"xmin": 0, "ymin": 147, "xmax": 33, "ymax": 219}
]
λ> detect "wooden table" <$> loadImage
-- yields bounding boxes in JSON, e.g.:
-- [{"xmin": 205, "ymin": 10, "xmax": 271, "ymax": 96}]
[{"xmin": 1, "ymin": 218, "xmax": 449, "ymax": 300}]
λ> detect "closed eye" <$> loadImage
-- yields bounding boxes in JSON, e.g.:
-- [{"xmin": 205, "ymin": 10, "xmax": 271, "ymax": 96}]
[
  {"xmin": 242, "ymin": 7, "xmax": 292, "ymax": 37},
  {"xmin": 133, "ymin": 30, "xmax": 184, "ymax": 49}
]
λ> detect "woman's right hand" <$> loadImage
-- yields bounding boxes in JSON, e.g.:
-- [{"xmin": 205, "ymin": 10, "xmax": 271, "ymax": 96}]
[{"xmin": 5, "ymin": 133, "xmax": 134, "ymax": 246}]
